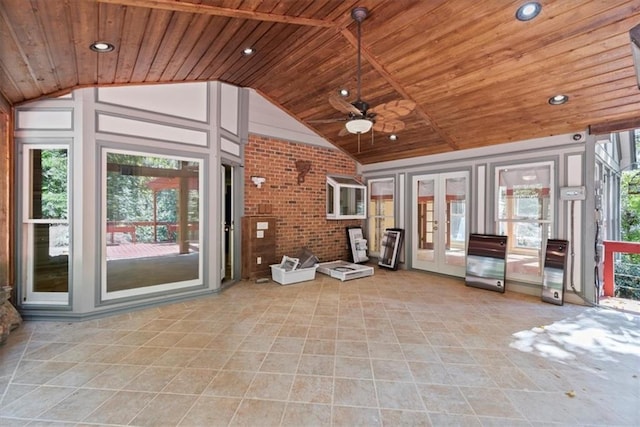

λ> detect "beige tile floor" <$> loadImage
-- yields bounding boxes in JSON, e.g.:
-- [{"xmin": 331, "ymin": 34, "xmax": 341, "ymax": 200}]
[{"xmin": 1, "ymin": 268, "xmax": 639, "ymax": 426}]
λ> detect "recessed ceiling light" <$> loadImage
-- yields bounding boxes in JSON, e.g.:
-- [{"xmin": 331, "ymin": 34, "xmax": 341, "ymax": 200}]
[
  {"xmin": 548, "ymin": 94, "xmax": 569, "ymax": 105},
  {"xmin": 388, "ymin": 134, "xmax": 398, "ymax": 141},
  {"xmin": 339, "ymin": 88, "xmax": 350, "ymax": 97},
  {"xmin": 515, "ymin": 2, "xmax": 541, "ymax": 21},
  {"xmin": 242, "ymin": 47, "xmax": 255, "ymax": 56},
  {"xmin": 89, "ymin": 41, "xmax": 115, "ymax": 53}
]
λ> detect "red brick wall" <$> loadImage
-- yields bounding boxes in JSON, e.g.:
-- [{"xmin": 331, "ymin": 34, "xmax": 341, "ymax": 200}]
[{"xmin": 244, "ymin": 134, "xmax": 363, "ymax": 262}]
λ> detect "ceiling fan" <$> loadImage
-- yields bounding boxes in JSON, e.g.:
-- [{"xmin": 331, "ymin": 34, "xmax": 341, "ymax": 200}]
[{"xmin": 310, "ymin": 7, "xmax": 416, "ymax": 145}]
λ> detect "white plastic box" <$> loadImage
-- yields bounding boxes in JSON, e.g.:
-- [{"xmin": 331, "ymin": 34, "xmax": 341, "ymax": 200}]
[
  {"xmin": 317, "ymin": 260, "xmax": 374, "ymax": 281},
  {"xmin": 270, "ymin": 264, "xmax": 318, "ymax": 285}
]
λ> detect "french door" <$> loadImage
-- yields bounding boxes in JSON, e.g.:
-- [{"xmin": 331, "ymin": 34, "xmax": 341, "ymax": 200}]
[{"xmin": 411, "ymin": 171, "xmax": 469, "ymax": 276}]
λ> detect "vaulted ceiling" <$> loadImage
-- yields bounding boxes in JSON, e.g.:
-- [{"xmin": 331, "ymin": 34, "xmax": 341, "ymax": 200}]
[{"xmin": 1, "ymin": 0, "xmax": 639, "ymax": 164}]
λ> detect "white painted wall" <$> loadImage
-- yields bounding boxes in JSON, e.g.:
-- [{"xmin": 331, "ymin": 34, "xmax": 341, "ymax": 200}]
[{"xmin": 248, "ymin": 89, "xmax": 336, "ymax": 149}]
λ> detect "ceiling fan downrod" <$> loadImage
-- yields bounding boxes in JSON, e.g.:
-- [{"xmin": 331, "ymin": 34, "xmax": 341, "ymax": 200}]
[{"xmin": 351, "ymin": 7, "xmax": 368, "ymax": 106}]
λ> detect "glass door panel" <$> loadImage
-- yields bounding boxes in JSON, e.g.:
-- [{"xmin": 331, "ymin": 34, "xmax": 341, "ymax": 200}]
[
  {"xmin": 222, "ymin": 164, "xmax": 234, "ymax": 282},
  {"xmin": 444, "ymin": 176, "xmax": 467, "ymax": 269},
  {"xmin": 414, "ymin": 176, "xmax": 436, "ymax": 264}
]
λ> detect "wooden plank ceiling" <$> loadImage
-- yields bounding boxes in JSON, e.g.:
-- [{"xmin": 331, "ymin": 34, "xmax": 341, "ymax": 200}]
[{"xmin": 1, "ymin": 0, "xmax": 639, "ymax": 164}]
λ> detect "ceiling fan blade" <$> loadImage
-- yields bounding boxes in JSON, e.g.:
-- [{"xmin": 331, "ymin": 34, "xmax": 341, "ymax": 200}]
[
  {"xmin": 338, "ymin": 126, "xmax": 350, "ymax": 136},
  {"xmin": 370, "ymin": 99, "xmax": 416, "ymax": 120},
  {"xmin": 308, "ymin": 118, "xmax": 348, "ymax": 124},
  {"xmin": 373, "ymin": 118, "xmax": 405, "ymax": 133},
  {"xmin": 329, "ymin": 93, "xmax": 362, "ymax": 115}
]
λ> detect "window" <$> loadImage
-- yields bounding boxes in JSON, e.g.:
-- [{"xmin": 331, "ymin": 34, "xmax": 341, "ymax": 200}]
[
  {"xmin": 326, "ymin": 175, "xmax": 366, "ymax": 219},
  {"xmin": 21, "ymin": 145, "xmax": 70, "ymax": 305},
  {"xmin": 368, "ymin": 178, "xmax": 395, "ymax": 255},
  {"xmin": 102, "ymin": 149, "xmax": 203, "ymax": 300},
  {"xmin": 496, "ymin": 162, "xmax": 553, "ymax": 280}
]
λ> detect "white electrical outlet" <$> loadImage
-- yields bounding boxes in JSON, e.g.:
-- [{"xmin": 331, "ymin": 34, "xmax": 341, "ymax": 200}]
[{"xmin": 257, "ymin": 257, "xmax": 262, "ymax": 264}]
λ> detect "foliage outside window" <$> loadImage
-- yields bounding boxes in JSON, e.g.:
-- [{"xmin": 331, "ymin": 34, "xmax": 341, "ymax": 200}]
[
  {"xmin": 103, "ymin": 149, "xmax": 202, "ymax": 300},
  {"xmin": 326, "ymin": 175, "xmax": 366, "ymax": 219},
  {"xmin": 617, "ymin": 130, "xmax": 640, "ymax": 300}
]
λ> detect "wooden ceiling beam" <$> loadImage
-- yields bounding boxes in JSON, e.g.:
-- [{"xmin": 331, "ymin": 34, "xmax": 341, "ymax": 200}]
[
  {"xmin": 96, "ymin": 0, "xmax": 337, "ymax": 28},
  {"xmin": 588, "ymin": 116, "xmax": 640, "ymax": 135},
  {"xmin": 340, "ymin": 28, "xmax": 459, "ymax": 151}
]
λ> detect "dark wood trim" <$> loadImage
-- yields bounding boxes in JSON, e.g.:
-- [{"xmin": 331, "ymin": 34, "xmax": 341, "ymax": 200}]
[
  {"xmin": 0, "ymin": 93, "xmax": 9, "ymax": 115},
  {"xmin": 96, "ymin": 0, "xmax": 337, "ymax": 28},
  {"xmin": 588, "ymin": 116, "xmax": 640, "ymax": 135},
  {"xmin": 630, "ymin": 23, "xmax": 640, "ymax": 47}
]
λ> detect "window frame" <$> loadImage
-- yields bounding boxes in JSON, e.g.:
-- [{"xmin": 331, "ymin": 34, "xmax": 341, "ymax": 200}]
[
  {"xmin": 326, "ymin": 175, "xmax": 367, "ymax": 220},
  {"xmin": 100, "ymin": 147, "xmax": 205, "ymax": 302},
  {"xmin": 367, "ymin": 177, "xmax": 395, "ymax": 256},
  {"xmin": 21, "ymin": 143, "xmax": 71, "ymax": 306},
  {"xmin": 494, "ymin": 160, "xmax": 555, "ymax": 282}
]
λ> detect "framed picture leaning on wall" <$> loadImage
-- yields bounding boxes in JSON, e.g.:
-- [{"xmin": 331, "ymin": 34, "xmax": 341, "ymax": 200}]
[{"xmin": 379, "ymin": 228, "xmax": 404, "ymax": 270}]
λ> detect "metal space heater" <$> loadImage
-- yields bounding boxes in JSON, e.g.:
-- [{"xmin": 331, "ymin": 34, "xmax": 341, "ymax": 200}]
[
  {"xmin": 541, "ymin": 239, "xmax": 569, "ymax": 305},
  {"xmin": 465, "ymin": 234, "xmax": 508, "ymax": 293}
]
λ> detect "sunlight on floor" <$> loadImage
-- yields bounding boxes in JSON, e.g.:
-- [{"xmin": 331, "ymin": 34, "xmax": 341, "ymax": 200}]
[
  {"xmin": 599, "ymin": 296, "xmax": 640, "ymax": 314},
  {"xmin": 510, "ymin": 308, "xmax": 640, "ymax": 364}
]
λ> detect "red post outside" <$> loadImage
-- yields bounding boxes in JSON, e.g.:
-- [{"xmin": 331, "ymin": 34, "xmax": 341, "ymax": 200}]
[{"xmin": 602, "ymin": 240, "xmax": 640, "ymax": 297}]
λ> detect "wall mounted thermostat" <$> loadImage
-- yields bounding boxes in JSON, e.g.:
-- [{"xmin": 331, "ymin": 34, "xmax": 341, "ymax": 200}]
[{"xmin": 559, "ymin": 186, "xmax": 586, "ymax": 200}]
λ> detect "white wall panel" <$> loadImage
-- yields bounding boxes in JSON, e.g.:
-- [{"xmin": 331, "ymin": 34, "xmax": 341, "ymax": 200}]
[
  {"xmin": 17, "ymin": 109, "xmax": 73, "ymax": 130},
  {"xmin": 97, "ymin": 113, "xmax": 208, "ymax": 146},
  {"xmin": 97, "ymin": 83, "xmax": 208, "ymax": 122},
  {"xmin": 566, "ymin": 154, "xmax": 583, "ymax": 292},
  {"xmin": 248, "ymin": 90, "xmax": 334, "ymax": 148},
  {"xmin": 221, "ymin": 137, "xmax": 240, "ymax": 156},
  {"xmin": 221, "ymin": 83, "xmax": 239, "ymax": 135}
]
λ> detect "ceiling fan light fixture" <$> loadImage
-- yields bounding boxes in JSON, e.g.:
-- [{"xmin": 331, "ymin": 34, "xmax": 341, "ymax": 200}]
[
  {"xmin": 548, "ymin": 94, "xmax": 568, "ymax": 105},
  {"xmin": 345, "ymin": 118, "xmax": 373, "ymax": 134},
  {"xmin": 515, "ymin": 2, "xmax": 541, "ymax": 21},
  {"xmin": 89, "ymin": 41, "xmax": 115, "ymax": 53}
]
